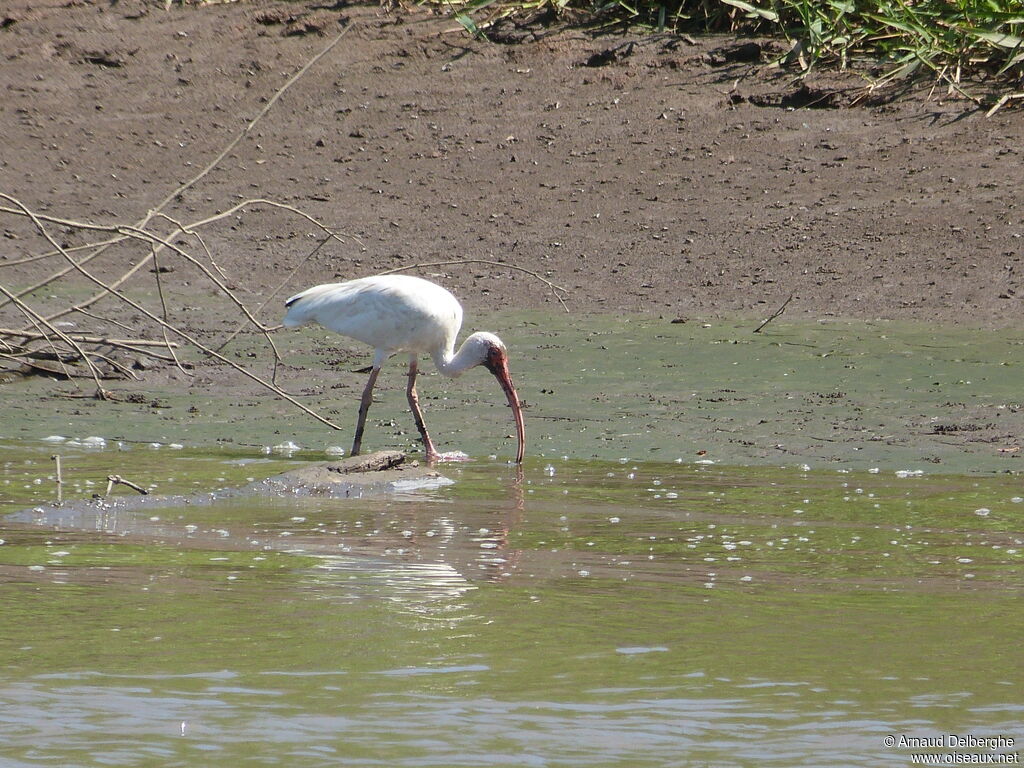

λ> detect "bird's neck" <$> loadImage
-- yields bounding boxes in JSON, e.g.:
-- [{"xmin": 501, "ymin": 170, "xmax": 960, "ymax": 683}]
[{"xmin": 432, "ymin": 337, "xmax": 481, "ymax": 379}]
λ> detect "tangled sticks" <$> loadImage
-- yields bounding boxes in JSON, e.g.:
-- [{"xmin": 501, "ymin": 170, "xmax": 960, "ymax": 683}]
[{"xmin": 0, "ymin": 25, "xmax": 356, "ymax": 426}]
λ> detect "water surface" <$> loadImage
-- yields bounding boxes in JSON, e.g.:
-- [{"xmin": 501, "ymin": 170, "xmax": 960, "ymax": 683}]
[{"xmin": 1, "ymin": 447, "xmax": 1021, "ymax": 767}]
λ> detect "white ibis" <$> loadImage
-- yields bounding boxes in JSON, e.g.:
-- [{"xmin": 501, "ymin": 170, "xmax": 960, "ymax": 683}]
[{"xmin": 282, "ymin": 274, "xmax": 525, "ymax": 463}]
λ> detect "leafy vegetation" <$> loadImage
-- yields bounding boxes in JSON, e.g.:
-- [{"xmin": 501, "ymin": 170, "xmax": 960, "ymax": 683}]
[{"xmin": 442, "ymin": 0, "xmax": 1024, "ymax": 97}]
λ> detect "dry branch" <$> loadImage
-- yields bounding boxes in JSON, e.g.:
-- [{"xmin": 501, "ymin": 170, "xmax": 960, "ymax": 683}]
[
  {"xmin": 104, "ymin": 474, "xmax": 148, "ymax": 496},
  {"xmin": 0, "ymin": 195, "xmax": 346, "ymax": 430},
  {"xmin": 0, "ymin": 328, "xmax": 179, "ymax": 348},
  {"xmin": 753, "ymin": 293, "xmax": 794, "ymax": 333},
  {"xmin": 0, "ymin": 279, "xmax": 108, "ymax": 395}
]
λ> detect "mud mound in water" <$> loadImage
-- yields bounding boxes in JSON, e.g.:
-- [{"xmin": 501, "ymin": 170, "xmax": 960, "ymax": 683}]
[{"xmin": 249, "ymin": 451, "xmax": 451, "ymax": 498}]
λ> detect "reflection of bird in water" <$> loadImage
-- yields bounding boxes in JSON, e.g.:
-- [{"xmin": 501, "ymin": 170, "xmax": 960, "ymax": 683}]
[
  {"xmin": 294, "ymin": 466, "xmax": 527, "ymax": 604},
  {"xmin": 485, "ymin": 468, "xmax": 526, "ymax": 580},
  {"xmin": 282, "ymin": 274, "xmax": 525, "ymax": 464}
]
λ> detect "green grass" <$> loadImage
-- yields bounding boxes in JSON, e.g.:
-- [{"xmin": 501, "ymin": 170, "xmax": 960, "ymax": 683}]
[{"xmin": 438, "ymin": 0, "xmax": 1024, "ymax": 99}]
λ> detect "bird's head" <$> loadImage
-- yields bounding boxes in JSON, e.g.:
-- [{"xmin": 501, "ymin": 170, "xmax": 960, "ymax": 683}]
[{"xmin": 465, "ymin": 332, "xmax": 526, "ymax": 464}]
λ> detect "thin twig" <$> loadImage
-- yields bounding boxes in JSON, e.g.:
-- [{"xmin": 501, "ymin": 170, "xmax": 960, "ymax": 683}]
[
  {"xmin": 13, "ymin": 342, "xmax": 140, "ymax": 380},
  {"xmin": 986, "ymin": 92, "xmax": 1024, "ymax": 117},
  {"xmin": 0, "ymin": 351, "xmax": 106, "ymax": 380},
  {"xmin": 753, "ymin": 293, "xmax": 794, "ymax": 333},
  {"xmin": 214, "ymin": 232, "xmax": 335, "ymax": 355},
  {"xmin": 105, "ymin": 474, "xmax": 149, "ymax": 496},
  {"xmin": 0, "ymin": 235, "xmax": 124, "ymax": 269},
  {"xmin": 0, "ymin": 198, "xmax": 352, "ymax": 334},
  {"xmin": 0, "ymin": 236, "xmax": 129, "ymax": 310},
  {"xmin": 52, "ymin": 455, "xmax": 63, "ymax": 505},
  {"xmin": 149, "ymin": 210, "xmax": 232, "ymax": 285},
  {"xmin": 4, "ymin": 198, "xmax": 343, "ymax": 430},
  {"xmin": 149, "ymin": 242, "xmax": 193, "ymax": 377},
  {"xmin": 72, "ymin": 306, "xmax": 138, "ymax": 335},
  {"xmin": 0, "ymin": 281, "xmax": 106, "ymax": 394},
  {"xmin": 0, "ymin": 328, "xmax": 179, "ymax": 348}
]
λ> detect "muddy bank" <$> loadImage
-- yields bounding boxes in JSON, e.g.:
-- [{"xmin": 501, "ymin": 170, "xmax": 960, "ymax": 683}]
[
  {"xmin": 1, "ymin": 1, "xmax": 1022, "ymax": 473},
  {"xmin": 1, "ymin": 0, "xmax": 1022, "ymax": 329}
]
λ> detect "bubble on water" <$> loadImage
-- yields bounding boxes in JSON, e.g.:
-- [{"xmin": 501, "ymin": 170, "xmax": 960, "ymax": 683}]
[
  {"xmin": 957, "ymin": 557, "xmax": 973, "ymax": 563},
  {"xmin": 1011, "ymin": 497, "xmax": 1023, "ymax": 504},
  {"xmin": 324, "ymin": 446, "xmax": 346, "ymax": 457},
  {"xmin": 608, "ymin": 516, "xmax": 620, "ymax": 523},
  {"xmin": 868, "ymin": 467, "xmax": 880, "ymax": 474},
  {"xmin": 974, "ymin": 508, "xmax": 991, "ymax": 517},
  {"xmin": 799, "ymin": 464, "xmax": 811, "ymax": 472},
  {"xmin": 577, "ymin": 569, "xmax": 590, "ymax": 577},
  {"xmin": 740, "ymin": 575, "xmax": 753, "ymax": 582},
  {"xmin": 544, "ymin": 464, "xmax": 556, "ymax": 476},
  {"xmin": 895, "ymin": 470, "xmax": 924, "ymax": 478},
  {"xmin": 41, "ymin": 435, "xmax": 67, "ymax": 443},
  {"xmin": 273, "ymin": 441, "xmax": 301, "ymax": 456}
]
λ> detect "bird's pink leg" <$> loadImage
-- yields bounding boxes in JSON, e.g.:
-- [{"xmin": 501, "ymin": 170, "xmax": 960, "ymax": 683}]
[
  {"xmin": 351, "ymin": 366, "xmax": 380, "ymax": 457},
  {"xmin": 406, "ymin": 360, "xmax": 439, "ymax": 463}
]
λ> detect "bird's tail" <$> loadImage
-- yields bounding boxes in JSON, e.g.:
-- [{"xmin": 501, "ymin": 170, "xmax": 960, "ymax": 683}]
[{"xmin": 282, "ymin": 286, "xmax": 322, "ymax": 327}]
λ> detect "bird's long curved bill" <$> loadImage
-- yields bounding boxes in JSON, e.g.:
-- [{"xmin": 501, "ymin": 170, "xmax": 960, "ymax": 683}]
[{"xmin": 490, "ymin": 358, "xmax": 526, "ymax": 464}]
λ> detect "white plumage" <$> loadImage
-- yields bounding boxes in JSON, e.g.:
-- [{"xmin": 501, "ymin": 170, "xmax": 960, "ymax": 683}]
[{"xmin": 283, "ymin": 274, "xmax": 525, "ymax": 463}]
